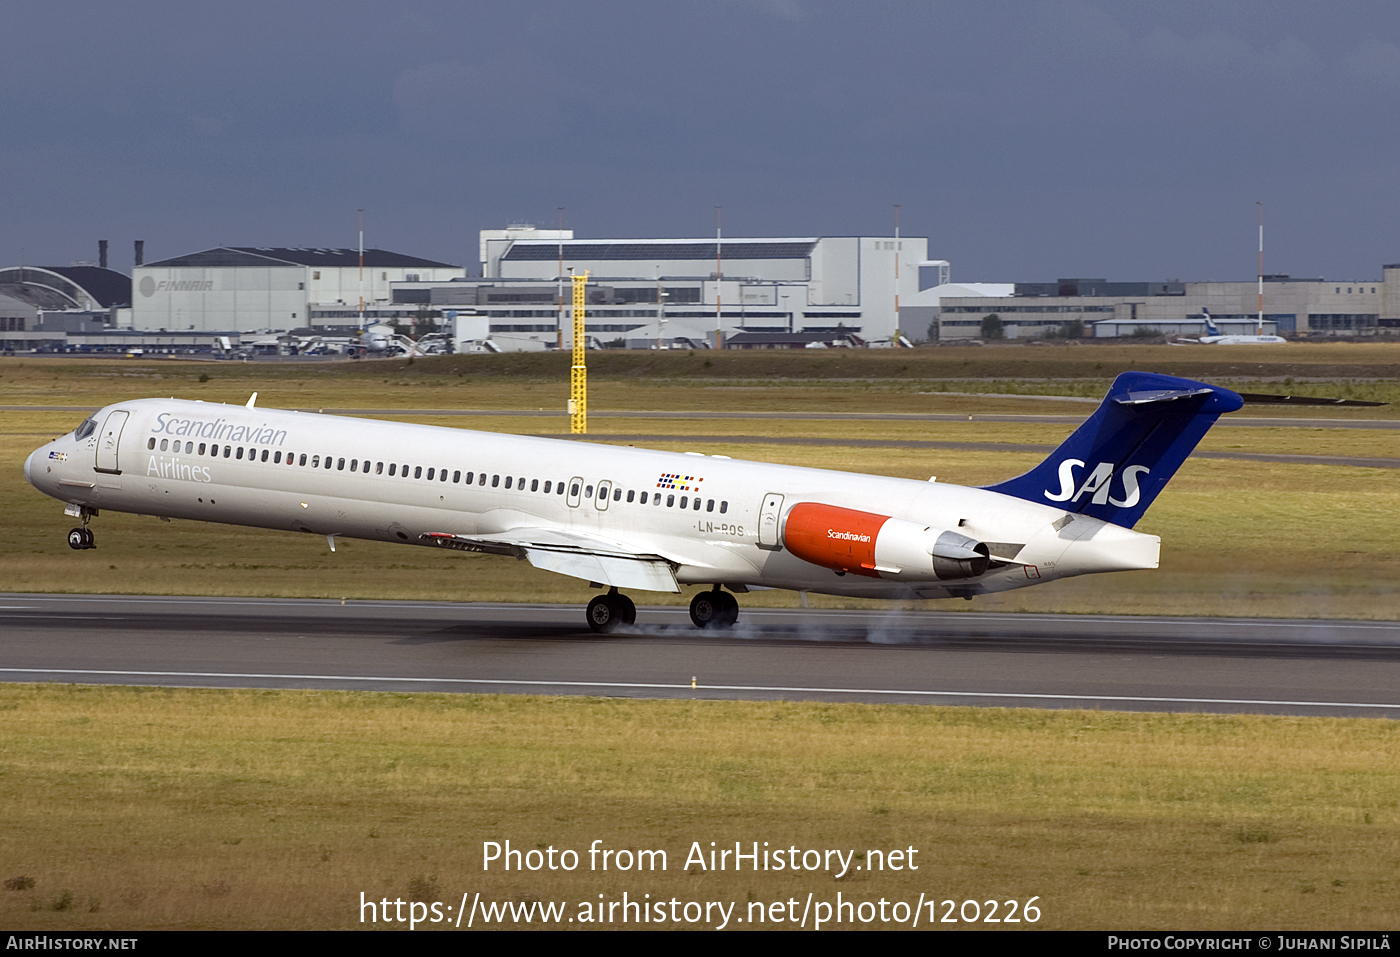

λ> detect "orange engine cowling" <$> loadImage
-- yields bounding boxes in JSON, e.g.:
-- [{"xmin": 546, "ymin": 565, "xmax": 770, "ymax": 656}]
[{"xmin": 782, "ymin": 502, "xmax": 990, "ymax": 581}]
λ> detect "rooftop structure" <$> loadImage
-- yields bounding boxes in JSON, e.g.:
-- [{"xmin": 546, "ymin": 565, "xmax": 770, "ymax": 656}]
[{"xmin": 0, "ymin": 265, "xmax": 131, "ymax": 312}]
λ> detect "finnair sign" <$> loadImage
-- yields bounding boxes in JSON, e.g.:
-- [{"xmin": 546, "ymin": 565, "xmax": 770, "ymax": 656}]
[
  {"xmin": 1044, "ymin": 460, "xmax": 1148, "ymax": 508},
  {"xmin": 139, "ymin": 277, "xmax": 214, "ymax": 297}
]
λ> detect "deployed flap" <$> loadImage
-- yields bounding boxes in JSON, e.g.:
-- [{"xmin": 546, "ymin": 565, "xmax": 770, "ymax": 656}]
[
  {"xmin": 421, "ymin": 527, "xmax": 681, "ymax": 593},
  {"xmin": 525, "ymin": 550, "xmax": 680, "ymax": 592}
]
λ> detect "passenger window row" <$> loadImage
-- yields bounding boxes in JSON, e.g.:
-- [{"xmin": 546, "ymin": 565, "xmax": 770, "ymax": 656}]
[
  {"xmin": 578, "ymin": 482, "xmax": 729, "ymax": 513},
  {"xmin": 147, "ymin": 437, "xmax": 571, "ymax": 492},
  {"xmin": 144, "ymin": 436, "xmax": 728, "ymax": 511},
  {"xmin": 652, "ymin": 493, "xmax": 729, "ymax": 513}
]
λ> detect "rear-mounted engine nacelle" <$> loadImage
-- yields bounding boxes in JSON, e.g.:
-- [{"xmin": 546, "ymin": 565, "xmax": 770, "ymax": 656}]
[{"xmin": 782, "ymin": 502, "xmax": 990, "ymax": 581}]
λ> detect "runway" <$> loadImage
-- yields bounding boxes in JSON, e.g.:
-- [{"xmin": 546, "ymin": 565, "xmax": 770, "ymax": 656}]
[{"xmin": 2, "ymin": 594, "xmax": 1398, "ymax": 718}]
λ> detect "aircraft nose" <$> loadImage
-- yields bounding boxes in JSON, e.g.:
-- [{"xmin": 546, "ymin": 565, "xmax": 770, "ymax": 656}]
[{"xmin": 23, "ymin": 447, "xmax": 36, "ymax": 486}]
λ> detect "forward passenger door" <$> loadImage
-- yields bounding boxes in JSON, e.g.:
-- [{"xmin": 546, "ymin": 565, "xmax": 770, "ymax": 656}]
[{"xmin": 95, "ymin": 410, "xmax": 129, "ymax": 474}]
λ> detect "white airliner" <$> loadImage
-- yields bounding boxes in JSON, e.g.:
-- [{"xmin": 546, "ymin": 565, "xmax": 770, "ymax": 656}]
[
  {"xmin": 24, "ymin": 372, "xmax": 1243, "ymax": 632},
  {"xmin": 1196, "ymin": 308, "xmax": 1287, "ymax": 345}
]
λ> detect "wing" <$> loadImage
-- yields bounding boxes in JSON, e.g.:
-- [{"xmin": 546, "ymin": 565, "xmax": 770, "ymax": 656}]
[{"xmin": 421, "ymin": 526, "xmax": 681, "ymax": 593}]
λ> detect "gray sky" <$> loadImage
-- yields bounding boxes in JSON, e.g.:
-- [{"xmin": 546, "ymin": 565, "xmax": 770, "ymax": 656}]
[{"xmin": 4, "ymin": 1, "xmax": 1399, "ymax": 283}]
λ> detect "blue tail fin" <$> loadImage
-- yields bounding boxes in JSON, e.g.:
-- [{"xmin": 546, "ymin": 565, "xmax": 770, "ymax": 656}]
[
  {"xmin": 1202, "ymin": 308, "xmax": 1221, "ymax": 337},
  {"xmin": 982, "ymin": 371, "xmax": 1243, "ymax": 528}
]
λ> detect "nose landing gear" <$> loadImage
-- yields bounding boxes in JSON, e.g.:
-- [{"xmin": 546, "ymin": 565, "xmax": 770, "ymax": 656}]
[
  {"xmin": 689, "ymin": 586, "xmax": 739, "ymax": 630},
  {"xmin": 66, "ymin": 506, "xmax": 97, "ymax": 550},
  {"xmin": 585, "ymin": 587, "xmax": 637, "ymax": 633}
]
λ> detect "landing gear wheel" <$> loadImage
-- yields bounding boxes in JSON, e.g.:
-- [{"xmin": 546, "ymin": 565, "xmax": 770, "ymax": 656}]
[
  {"xmin": 67, "ymin": 528, "xmax": 87, "ymax": 550},
  {"xmin": 617, "ymin": 594, "xmax": 636, "ymax": 625},
  {"xmin": 586, "ymin": 594, "xmax": 625, "ymax": 634},
  {"xmin": 714, "ymin": 590, "xmax": 739, "ymax": 629},
  {"xmin": 690, "ymin": 588, "xmax": 739, "ymax": 630}
]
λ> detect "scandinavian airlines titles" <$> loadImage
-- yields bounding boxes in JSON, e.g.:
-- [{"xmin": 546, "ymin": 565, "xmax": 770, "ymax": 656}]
[
  {"xmin": 827, "ymin": 529, "xmax": 872, "ymax": 543},
  {"xmin": 146, "ymin": 455, "xmax": 214, "ymax": 483},
  {"xmin": 151, "ymin": 412, "xmax": 288, "ymax": 447}
]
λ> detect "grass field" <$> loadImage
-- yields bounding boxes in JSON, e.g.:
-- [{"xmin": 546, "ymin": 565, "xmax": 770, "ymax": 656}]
[
  {"xmin": 1, "ymin": 348, "xmax": 1397, "ymax": 930},
  {"xmin": 6, "ymin": 341, "xmax": 1400, "ymax": 411},
  {"xmin": 0, "ymin": 686, "xmax": 1397, "ymax": 931},
  {"xmin": 3, "ymin": 351, "xmax": 1397, "ymax": 618}
]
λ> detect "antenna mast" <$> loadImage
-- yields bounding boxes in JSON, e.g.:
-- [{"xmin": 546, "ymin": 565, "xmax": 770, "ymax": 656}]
[
  {"xmin": 357, "ymin": 209, "xmax": 365, "ymax": 335},
  {"xmin": 570, "ymin": 270, "xmax": 589, "ymax": 434}
]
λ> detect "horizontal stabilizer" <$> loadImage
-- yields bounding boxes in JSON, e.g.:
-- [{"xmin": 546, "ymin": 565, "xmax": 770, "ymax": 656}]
[{"xmin": 1115, "ymin": 387, "xmax": 1212, "ymax": 406}]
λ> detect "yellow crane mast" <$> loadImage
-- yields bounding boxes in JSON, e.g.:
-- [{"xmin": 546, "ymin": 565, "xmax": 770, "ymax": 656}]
[{"xmin": 570, "ymin": 270, "xmax": 589, "ymax": 433}]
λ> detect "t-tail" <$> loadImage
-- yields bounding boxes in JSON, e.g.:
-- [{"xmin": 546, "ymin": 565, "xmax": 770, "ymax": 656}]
[
  {"xmin": 982, "ymin": 371, "xmax": 1243, "ymax": 528},
  {"xmin": 1202, "ymin": 307, "xmax": 1221, "ymax": 337}
]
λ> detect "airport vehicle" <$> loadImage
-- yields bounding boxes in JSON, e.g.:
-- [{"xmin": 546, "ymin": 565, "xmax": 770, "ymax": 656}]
[
  {"xmin": 24, "ymin": 372, "xmax": 1242, "ymax": 632},
  {"xmin": 1197, "ymin": 308, "xmax": 1287, "ymax": 344}
]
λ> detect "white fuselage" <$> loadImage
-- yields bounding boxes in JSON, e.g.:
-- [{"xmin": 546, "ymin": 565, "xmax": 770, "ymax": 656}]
[
  {"xmin": 1198, "ymin": 335, "xmax": 1288, "ymax": 345},
  {"xmin": 25, "ymin": 399, "xmax": 1159, "ymax": 600}
]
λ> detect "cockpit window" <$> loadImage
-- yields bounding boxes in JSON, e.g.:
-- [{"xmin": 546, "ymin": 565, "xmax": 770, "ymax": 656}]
[{"xmin": 73, "ymin": 417, "xmax": 98, "ymax": 441}]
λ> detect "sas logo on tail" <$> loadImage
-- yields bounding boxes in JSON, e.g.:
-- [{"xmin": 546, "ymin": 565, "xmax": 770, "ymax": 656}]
[{"xmin": 1044, "ymin": 460, "xmax": 1148, "ymax": 508}]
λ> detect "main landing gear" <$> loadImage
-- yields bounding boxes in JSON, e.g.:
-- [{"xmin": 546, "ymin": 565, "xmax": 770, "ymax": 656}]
[
  {"xmin": 585, "ymin": 587, "xmax": 637, "ymax": 634},
  {"xmin": 66, "ymin": 507, "xmax": 97, "ymax": 550},
  {"xmin": 689, "ymin": 586, "xmax": 739, "ymax": 630},
  {"xmin": 583, "ymin": 585, "xmax": 742, "ymax": 633}
]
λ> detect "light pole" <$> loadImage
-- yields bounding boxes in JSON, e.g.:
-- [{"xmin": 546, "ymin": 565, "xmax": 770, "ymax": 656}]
[
  {"xmin": 714, "ymin": 205, "xmax": 723, "ymax": 350},
  {"xmin": 655, "ymin": 266, "xmax": 666, "ymax": 350},
  {"xmin": 357, "ymin": 208, "xmax": 365, "ymax": 337},
  {"xmin": 893, "ymin": 204, "xmax": 901, "ymax": 343},
  {"xmin": 1257, "ymin": 202, "xmax": 1265, "ymax": 335},
  {"xmin": 557, "ymin": 206, "xmax": 565, "ymax": 348}
]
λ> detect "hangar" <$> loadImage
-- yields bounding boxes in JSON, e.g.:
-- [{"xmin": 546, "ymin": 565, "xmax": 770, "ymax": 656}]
[
  {"xmin": 0, "ymin": 265, "xmax": 132, "ymax": 349},
  {"xmin": 0, "ymin": 264, "xmax": 131, "ymax": 316},
  {"xmin": 394, "ymin": 227, "xmax": 931, "ymax": 346},
  {"xmin": 132, "ymin": 246, "xmax": 464, "ymax": 332}
]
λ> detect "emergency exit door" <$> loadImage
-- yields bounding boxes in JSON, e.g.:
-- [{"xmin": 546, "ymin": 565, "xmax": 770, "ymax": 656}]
[{"xmin": 757, "ymin": 492, "xmax": 784, "ymax": 550}]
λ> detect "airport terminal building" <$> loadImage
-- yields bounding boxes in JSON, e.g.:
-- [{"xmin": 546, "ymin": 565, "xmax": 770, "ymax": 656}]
[
  {"xmin": 392, "ymin": 227, "xmax": 930, "ymax": 346},
  {"xmin": 934, "ymin": 270, "xmax": 1400, "ymax": 340},
  {"xmin": 10, "ymin": 231, "xmax": 1400, "ymax": 351}
]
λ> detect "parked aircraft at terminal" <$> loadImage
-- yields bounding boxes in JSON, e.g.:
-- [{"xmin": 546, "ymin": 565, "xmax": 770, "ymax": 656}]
[
  {"xmin": 25, "ymin": 372, "xmax": 1243, "ymax": 632},
  {"xmin": 1196, "ymin": 308, "xmax": 1288, "ymax": 345}
]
